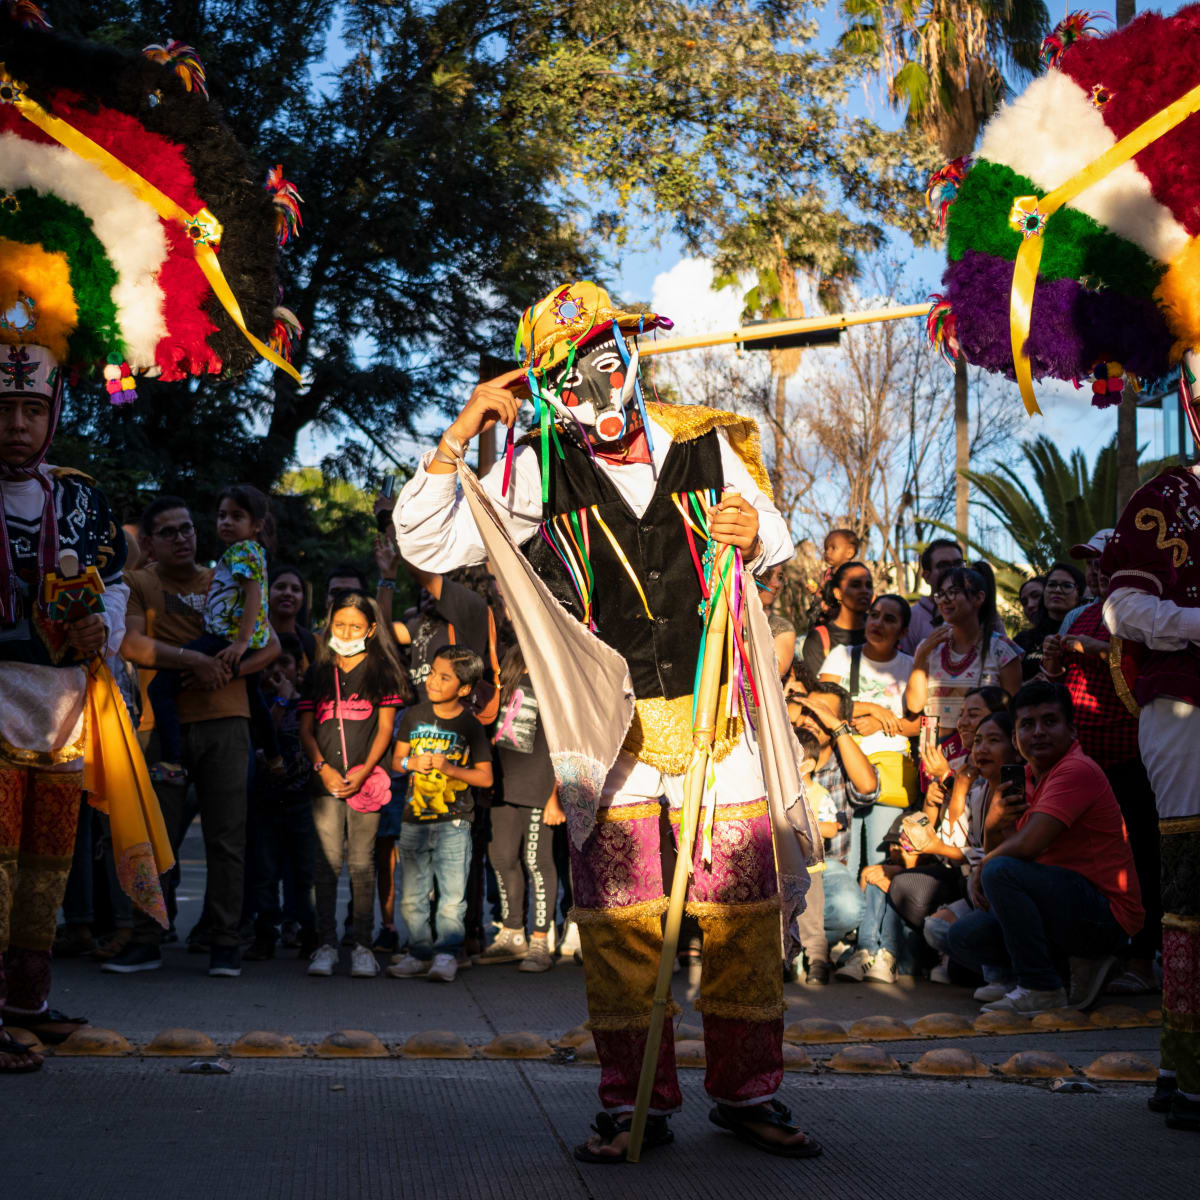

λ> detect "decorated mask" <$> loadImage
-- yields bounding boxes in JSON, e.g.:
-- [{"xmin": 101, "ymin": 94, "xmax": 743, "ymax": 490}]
[{"xmin": 540, "ymin": 332, "xmax": 639, "ymax": 442}]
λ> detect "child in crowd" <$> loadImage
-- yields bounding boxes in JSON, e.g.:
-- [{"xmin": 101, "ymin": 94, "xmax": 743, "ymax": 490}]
[
  {"xmin": 803, "ymin": 528, "xmax": 861, "ymax": 625},
  {"xmin": 479, "ymin": 645, "xmax": 566, "ymax": 973},
  {"xmin": 147, "ymin": 484, "xmax": 277, "ymax": 782},
  {"xmin": 388, "ymin": 646, "xmax": 493, "ymax": 983},
  {"xmin": 299, "ymin": 592, "xmax": 410, "ymax": 978}
]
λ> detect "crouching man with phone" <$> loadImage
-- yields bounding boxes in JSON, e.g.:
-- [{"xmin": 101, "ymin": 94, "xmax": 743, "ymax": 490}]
[{"xmin": 945, "ymin": 680, "xmax": 1145, "ymax": 1016}]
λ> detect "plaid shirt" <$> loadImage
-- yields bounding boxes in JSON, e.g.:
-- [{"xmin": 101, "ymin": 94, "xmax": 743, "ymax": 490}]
[
  {"xmin": 814, "ymin": 747, "xmax": 881, "ymax": 867},
  {"xmin": 1057, "ymin": 601, "xmax": 1140, "ymax": 768}
]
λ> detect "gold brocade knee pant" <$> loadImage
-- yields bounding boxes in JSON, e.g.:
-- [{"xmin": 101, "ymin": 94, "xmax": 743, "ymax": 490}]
[
  {"xmin": 0, "ymin": 763, "xmax": 83, "ymax": 1012},
  {"xmin": 1160, "ymin": 821, "xmax": 1200, "ymax": 1095},
  {"xmin": 569, "ymin": 799, "xmax": 784, "ymax": 1113}
]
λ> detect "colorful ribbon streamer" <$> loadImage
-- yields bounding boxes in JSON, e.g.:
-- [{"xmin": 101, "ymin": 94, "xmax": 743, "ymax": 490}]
[
  {"xmin": 1008, "ymin": 78, "xmax": 1200, "ymax": 416},
  {"xmin": 2, "ymin": 66, "xmax": 302, "ymax": 383}
]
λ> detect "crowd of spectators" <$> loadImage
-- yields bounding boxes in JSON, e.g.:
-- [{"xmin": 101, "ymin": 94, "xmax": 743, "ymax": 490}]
[{"xmin": 39, "ymin": 500, "xmax": 1159, "ymax": 1033}]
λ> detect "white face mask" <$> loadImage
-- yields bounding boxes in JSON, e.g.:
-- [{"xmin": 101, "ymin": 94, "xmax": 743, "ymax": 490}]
[{"xmin": 329, "ymin": 634, "xmax": 368, "ymax": 657}]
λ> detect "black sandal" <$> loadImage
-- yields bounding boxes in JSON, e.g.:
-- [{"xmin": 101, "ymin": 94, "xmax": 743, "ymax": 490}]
[
  {"xmin": 573, "ymin": 1111, "xmax": 674, "ymax": 1164},
  {"xmin": 0, "ymin": 1029, "xmax": 43, "ymax": 1073},
  {"xmin": 709, "ymin": 1100, "xmax": 822, "ymax": 1158}
]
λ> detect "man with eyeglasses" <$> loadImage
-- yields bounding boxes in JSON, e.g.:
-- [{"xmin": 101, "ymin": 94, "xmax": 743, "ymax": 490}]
[{"xmin": 107, "ymin": 496, "xmax": 279, "ymax": 977}]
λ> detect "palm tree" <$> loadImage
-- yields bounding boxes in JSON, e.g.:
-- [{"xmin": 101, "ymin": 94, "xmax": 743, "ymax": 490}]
[{"xmin": 840, "ymin": 0, "xmax": 1049, "ymax": 540}]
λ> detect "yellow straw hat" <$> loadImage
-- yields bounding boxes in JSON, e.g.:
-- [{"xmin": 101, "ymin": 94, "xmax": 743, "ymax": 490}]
[{"xmin": 514, "ymin": 281, "xmax": 671, "ymax": 372}]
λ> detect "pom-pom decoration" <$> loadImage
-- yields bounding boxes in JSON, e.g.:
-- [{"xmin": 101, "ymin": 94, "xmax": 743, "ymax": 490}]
[
  {"xmin": 1040, "ymin": 10, "xmax": 1108, "ymax": 71},
  {"xmin": 0, "ymin": 13, "xmax": 301, "ymax": 390},
  {"xmin": 142, "ymin": 41, "xmax": 209, "ymax": 101},
  {"xmin": 926, "ymin": 157, "xmax": 970, "ymax": 231},
  {"xmin": 103, "ymin": 359, "xmax": 137, "ymax": 406},
  {"xmin": 264, "ymin": 164, "xmax": 303, "ymax": 247},
  {"xmin": 937, "ymin": 4, "xmax": 1200, "ymax": 415},
  {"xmin": 926, "ymin": 295, "xmax": 960, "ymax": 365}
]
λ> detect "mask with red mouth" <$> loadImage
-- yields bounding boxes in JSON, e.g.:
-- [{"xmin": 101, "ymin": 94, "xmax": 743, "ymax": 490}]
[{"xmin": 539, "ymin": 332, "xmax": 640, "ymax": 444}]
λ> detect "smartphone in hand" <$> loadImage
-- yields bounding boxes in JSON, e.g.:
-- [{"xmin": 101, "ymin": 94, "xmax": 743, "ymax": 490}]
[
  {"xmin": 375, "ymin": 474, "xmax": 397, "ymax": 531},
  {"xmin": 1000, "ymin": 762, "xmax": 1026, "ymax": 802}
]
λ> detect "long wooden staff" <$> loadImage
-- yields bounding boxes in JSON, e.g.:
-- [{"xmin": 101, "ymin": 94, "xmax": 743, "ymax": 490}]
[
  {"xmin": 635, "ymin": 303, "xmax": 927, "ymax": 359},
  {"xmin": 626, "ymin": 539, "xmax": 735, "ymax": 1162}
]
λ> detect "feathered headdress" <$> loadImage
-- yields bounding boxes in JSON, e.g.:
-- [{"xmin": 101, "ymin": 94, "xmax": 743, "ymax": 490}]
[
  {"xmin": 0, "ymin": 10, "xmax": 304, "ymax": 391},
  {"xmin": 930, "ymin": 6, "xmax": 1200, "ymax": 414}
]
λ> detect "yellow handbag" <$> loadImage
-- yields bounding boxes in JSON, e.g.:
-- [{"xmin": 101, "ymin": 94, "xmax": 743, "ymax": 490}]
[{"xmin": 867, "ymin": 749, "xmax": 918, "ymax": 809}]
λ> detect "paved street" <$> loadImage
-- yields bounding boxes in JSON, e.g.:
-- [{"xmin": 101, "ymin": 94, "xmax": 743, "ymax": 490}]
[{"xmin": 13, "ymin": 821, "xmax": 1196, "ymax": 1200}]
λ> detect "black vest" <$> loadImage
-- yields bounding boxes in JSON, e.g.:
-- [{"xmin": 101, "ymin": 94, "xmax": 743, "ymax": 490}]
[{"xmin": 521, "ymin": 429, "xmax": 725, "ymax": 700}]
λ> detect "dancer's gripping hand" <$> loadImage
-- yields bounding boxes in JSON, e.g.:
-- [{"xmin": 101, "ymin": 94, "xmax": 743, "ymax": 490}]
[{"xmin": 708, "ymin": 492, "xmax": 760, "ymax": 554}]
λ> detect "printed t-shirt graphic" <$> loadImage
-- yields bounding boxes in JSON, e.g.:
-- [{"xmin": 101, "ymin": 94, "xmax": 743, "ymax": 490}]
[{"xmin": 397, "ymin": 701, "xmax": 492, "ymax": 822}]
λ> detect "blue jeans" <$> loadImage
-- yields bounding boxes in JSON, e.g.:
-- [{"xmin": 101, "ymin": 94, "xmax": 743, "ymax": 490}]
[
  {"xmin": 848, "ymin": 803, "xmax": 895, "ymax": 874},
  {"xmin": 822, "ymin": 862, "xmax": 865, "ymax": 944},
  {"xmin": 858, "ymin": 882, "xmax": 925, "ymax": 973},
  {"xmin": 946, "ymin": 856, "xmax": 1127, "ymax": 991},
  {"xmin": 399, "ymin": 820, "xmax": 471, "ymax": 959}
]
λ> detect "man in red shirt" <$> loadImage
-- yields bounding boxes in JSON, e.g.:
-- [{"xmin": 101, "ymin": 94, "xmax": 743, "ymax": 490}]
[{"xmin": 946, "ymin": 680, "xmax": 1144, "ymax": 1016}]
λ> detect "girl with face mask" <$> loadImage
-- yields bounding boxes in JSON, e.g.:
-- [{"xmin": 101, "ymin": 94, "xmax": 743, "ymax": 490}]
[{"xmin": 299, "ymin": 592, "xmax": 411, "ymax": 978}]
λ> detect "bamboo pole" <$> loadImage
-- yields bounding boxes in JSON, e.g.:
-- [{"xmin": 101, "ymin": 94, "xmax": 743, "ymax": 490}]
[
  {"xmin": 626, "ymin": 541, "xmax": 735, "ymax": 1163},
  {"xmin": 636, "ymin": 303, "xmax": 928, "ymax": 358}
]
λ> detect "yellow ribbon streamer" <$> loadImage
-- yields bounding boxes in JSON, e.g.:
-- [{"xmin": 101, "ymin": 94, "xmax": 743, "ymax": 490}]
[
  {"xmin": 589, "ymin": 504, "xmax": 655, "ymax": 621},
  {"xmin": 1009, "ymin": 79, "xmax": 1200, "ymax": 416},
  {"xmin": 1, "ymin": 65, "xmax": 302, "ymax": 383}
]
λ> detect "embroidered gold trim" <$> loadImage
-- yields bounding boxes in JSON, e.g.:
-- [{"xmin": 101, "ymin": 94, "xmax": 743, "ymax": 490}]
[
  {"xmin": 1108, "ymin": 636, "xmax": 1141, "ymax": 719},
  {"xmin": 694, "ymin": 997, "xmax": 786, "ymax": 1022},
  {"xmin": 595, "ymin": 802, "xmax": 663, "ymax": 824},
  {"xmin": 622, "ymin": 692, "xmax": 743, "ymax": 775},
  {"xmin": 587, "ymin": 1000, "xmax": 682, "ymax": 1032},
  {"xmin": 0, "ymin": 729, "xmax": 86, "ymax": 767},
  {"xmin": 1163, "ymin": 912, "xmax": 1200, "ymax": 932},
  {"xmin": 1160, "ymin": 815, "xmax": 1200, "ymax": 835},
  {"xmin": 1134, "ymin": 507, "xmax": 1188, "ymax": 568},
  {"xmin": 569, "ymin": 896, "xmax": 669, "ymax": 926},
  {"xmin": 668, "ymin": 799, "xmax": 768, "ymax": 825},
  {"xmin": 1162, "ymin": 1012, "xmax": 1200, "ymax": 1033},
  {"xmin": 685, "ymin": 897, "xmax": 781, "ymax": 922}
]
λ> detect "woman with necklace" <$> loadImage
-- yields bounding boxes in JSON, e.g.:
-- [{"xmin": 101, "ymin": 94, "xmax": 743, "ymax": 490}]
[{"xmin": 907, "ymin": 562, "xmax": 1022, "ymax": 745}]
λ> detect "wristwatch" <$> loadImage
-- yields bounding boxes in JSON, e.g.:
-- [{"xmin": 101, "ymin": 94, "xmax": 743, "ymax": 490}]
[
  {"xmin": 311, "ymin": 760, "xmax": 326, "ymax": 773},
  {"xmin": 832, "ymin": 722, "xmax": 855, "ymax": 741}
]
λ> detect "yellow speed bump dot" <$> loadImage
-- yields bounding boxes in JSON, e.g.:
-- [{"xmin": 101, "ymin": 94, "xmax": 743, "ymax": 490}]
[
  {"xmin": 974, "ymin": 1010, "xmax": 1033, "ymax": 1035},
  {"xmin": 1083, "ymin": 1053, "xmax": 1158, "ymax": 1082},
  {"xmin": 999, "ymin": 1050, "xmax": 1072, "ymax": 1078},
  {"xmin": 229, "ymin": 1031, "xmax": 305, "ymax": 1058},
  {"xmin": 1144, "ymin": 1008, "xmax": 1162, "ymax": 1026},
  {"xmin": 144, "ymin": 1029, "xmax": 219, "ymax": 1057},
  {"xmin": 828, "ymin": 1044, "xmax": 901, "ymax": 1074},
  {"xmin": 674, "ymin": 1039, "xmax": 706, "ymax": 1068},
  {"xmin": 482, "ymin": 1032, "xmax": 553, "ymax": 1060},
  {"xmin": 1031, "ymin": 1008, "xmax": 1092, "ymax": 1032},
  {"xmin": 784, "ymin": 1018, "xmax": 848, "ymax": 1044},
  {"xmin": 315, "ymin": 1030, "xmax": 388, "ymax": 1058},
  {"xmin": 6, "ymin": 1027, "xmax": 45, "ymax": 1053},
  {"xmin": 782, "ymin": 1043, "xmax": 815, "ymax": 1071},
  {"xmin": 401, "ymin": 1031, "xmax": 474, "ymax": 1059},
  {"xmin": 54, "ymin": 1027, "xmax": 133, "ymax": 1056},
  {"xmin": 555, "ymin": 1025, "xmax": 592, "ymax": 1049},
  {"xmin": 847, "ymin": 1015, "xmax": 913, "ymax": 1041},
  {"xmin": 912, "ymin": 1048, "xmax": 991, "ymax": 1078},
  {"xmin": 910, "ymin": 1013, "xmax": 977, "ymax": 1038},
  {"xmin": 1089, "ymin": 1005, "xmax": 1151, "ymax": 1029},
  {"xmin": 573, "ymin": 1035, "xmax": 599, "ymax": 1063}
]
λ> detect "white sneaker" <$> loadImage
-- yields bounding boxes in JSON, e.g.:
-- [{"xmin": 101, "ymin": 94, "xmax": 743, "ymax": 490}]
[
  {"xmin": 350, "ymin": 943, "xmax": 379, "ymax": 978},
  {"xmin": 864, "ymin": 947, "xmax": 897, "ymax": 983},
  {"xmin": 558, "ymin": 921, "xmax": 581, "ymax": 956},
  {"xmin": 973, "ymin": 980, "xmax": 1016, "ymax": 1003},
  {"xmin": 518, "ymin": 937, "xmax": 554, "ymax": 973},
  {"xmin": 307, "ymin": 944, "xmax": 339, "ymax": 977},
  {"xmin": 835, "ymin": 948, "xmax": 871, "ymax": 982},
  {"xmin": 477, "ymin": 927, "xmax": 527, "ymax": 964},
  {"xmin": 386, "ymin": 953, "xmax": 429, "ymax": 978},
  {"xmin": 427, "ymin": 952, "xmax": 458, "ymax": 982},
  {"xmin": 1068, "ymin": 954, "xmax": 1117, "ymax": 1010},
  {"xmin": 980, "ymin": 985, "xmax": 1069, "ymax": 1015},
  {"xmin": 929, "ymin": 956, "xmax": 953, "ymax": 985}
]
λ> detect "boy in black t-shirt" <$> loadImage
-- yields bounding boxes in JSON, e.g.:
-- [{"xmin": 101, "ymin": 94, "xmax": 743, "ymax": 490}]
[{"xmin": 387, "ymin": 646, "xmax": 493, "ymax": 982}]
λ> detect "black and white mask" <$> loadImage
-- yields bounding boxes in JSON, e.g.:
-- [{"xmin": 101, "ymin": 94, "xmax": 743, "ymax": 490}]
[{"xmin": 541, "ymin": 334, "xmax": 638, "ymax": 442}]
